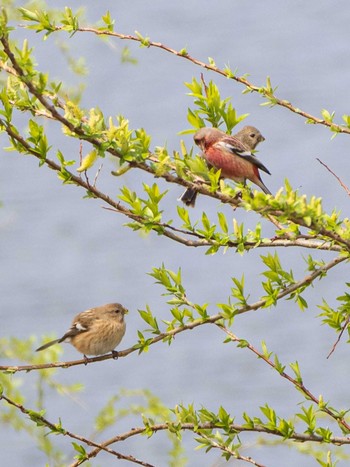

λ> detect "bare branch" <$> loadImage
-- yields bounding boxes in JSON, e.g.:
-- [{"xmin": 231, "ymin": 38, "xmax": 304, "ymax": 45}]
[
  {"xmin": 317, "ymin": 158, "xmax": 350, "ymax": 196},
  {"xmin": 327, "ymin": 314, "xmax": 350, "ymax": 359}
]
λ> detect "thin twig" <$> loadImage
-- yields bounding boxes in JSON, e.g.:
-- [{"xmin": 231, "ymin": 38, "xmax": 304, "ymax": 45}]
[
  {"xmin": 198, "ymin": 434, "xmax": 268, "ymax": 467},
  {"xmin": 327, "ymin": 314, "xmax": 350, "ymax": 359},
  {"xmin": 316, "ymin": 158, "xmax": 350, "ymax": 196}
]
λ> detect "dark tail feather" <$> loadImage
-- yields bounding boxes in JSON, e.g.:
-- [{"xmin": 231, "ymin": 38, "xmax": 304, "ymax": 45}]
[
  {"xmin": 179, "ymin": 188, "xmax": 198, "ymax": 207},
  {"xmin": 36, "ymin": 338, "xmax": 61, "ymax": 352},
  {"xmin": 253, "ymin": 173, "xmax": 272, "ymax": 195},
  {"xmin": 260, "ymin": 181, "xmax": 271, "ymax": 195}
]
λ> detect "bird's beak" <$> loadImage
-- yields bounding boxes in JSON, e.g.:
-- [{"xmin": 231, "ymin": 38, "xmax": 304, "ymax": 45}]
[{"xmin": 122, "ymin": 308, "xmax": 129, "ymax": 315}]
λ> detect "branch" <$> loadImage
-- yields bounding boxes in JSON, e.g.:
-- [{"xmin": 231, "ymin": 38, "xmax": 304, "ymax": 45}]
[
  {"xmin": 1, "ymin": 35, "xmax": 349, "ymax": 254},
  {"xmin": 104, "ymin": 207, "xmax": 342, "ymax": 252},
  {"xmin": 72, "ymin": 418, "xmax": 350, "ymax": 466},
  {"xmin": 0, "ymin": 254, "xmax": 345, "ymax": 373},
  {"xmin": 2, "ymin": 388, "xmax": 348, "ymax": 467},
  {"xmin": 317, "ymin": 158, "xmax": 350, "ymax": 196},
  {"xmin": 0, "ymin": 316, "xmax": 219, "ymax": 373},
  {"xmin": 0, "ymin": 116, "xmax": 342, "ymax": 254},
  {"xmin": 49, "ymin": 25, "xmax": 350, "ymax": 135},
  {"xmin": 327, "ymin": 314, "xmax": 350, "ymax": 359},
  {"xmin": 218, "ymin": 325, "xmax": 350, "ymax": 434},
  {"xmin": 0, "ymin": 392, "xmax": 155, "ymax": 467},
  {"xmin": 197, "ymin": 433, "xmax": 268, "ymax": 467}
]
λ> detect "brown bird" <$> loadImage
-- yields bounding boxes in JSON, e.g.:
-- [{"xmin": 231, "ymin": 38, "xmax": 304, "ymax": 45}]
[{"xmin": 36, "ymin": 303, "xmax": 127, "ymax": 358}]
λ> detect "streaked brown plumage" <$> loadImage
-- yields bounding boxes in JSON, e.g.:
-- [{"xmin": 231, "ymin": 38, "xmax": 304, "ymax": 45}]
[{"xmin": 36, "ymin": 303, "xmax": 127, "ymax": 357}]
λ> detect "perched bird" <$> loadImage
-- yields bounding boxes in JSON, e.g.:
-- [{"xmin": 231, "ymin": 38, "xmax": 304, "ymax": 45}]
[
  {"xmin": 180, "ymin": 125, "xmax": 270, "ymax": 207},
  {"xmin": 36, "ymin": 303, "xmax": 127, "ymax": 358}
]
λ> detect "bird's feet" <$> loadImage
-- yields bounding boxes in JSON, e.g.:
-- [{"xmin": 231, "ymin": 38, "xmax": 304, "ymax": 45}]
[{"xmin": 111, "ymin": 350, "xmax": 119, "ymax": 360}]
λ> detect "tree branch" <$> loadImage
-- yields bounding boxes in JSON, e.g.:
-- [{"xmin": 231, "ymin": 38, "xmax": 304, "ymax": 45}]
[
  {"xmin": 317, "ymin": 158, "xmax": 350, "ymax": 196},
  {"xmin": 48, "ymin": 25, "xmax": 350, "ymax": 135},
  {"xmin": 197, "ymin": 433, "xmax": 268, "ymax": 467},
  {"xmin": 0, "ymin": 115, "xmax": 342, "ymax": 253},
  {"xmin": 2, "ymin": 388, "xmax": 348, "ymax": 467},
  {"xmin": 0, "ymin": 254, "xmax": 345, "ymax": 373},
  {"xmin": 218, "ymin": 325, "xmax": 350, "ymax": 433},
  {"xmin": 1, "ymin": 34, "xmax": 349, "ymax": 254},
  {"xmin": 71, "ymin": 414, "xmax": 350, "ymax": 466},
  {"xmin": 0, "ymin": 392, "xmax": 155, "ymax": 467}
]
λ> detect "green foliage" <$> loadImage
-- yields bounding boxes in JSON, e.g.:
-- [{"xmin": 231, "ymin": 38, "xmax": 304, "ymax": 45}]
[
  {"xmin": 0, "ymin": 4, "xmax": 349, "ymax": 467},
  {"xmin": 119, "ymin": 183, "xmax": 167, "ymax": 232},
  {"xmin": 95, "ymin": 389, "xmax": 187, "ymax": 466},
  {"xmin": 318, "ymin": 284, "xmax": 350, "ymax": 334},
  {"xmin": 0, "ymin": 337, "xmax": 82, "ymax": 464},
  {"xmin": 316, "ymin": 451, "xmax": 338, "ymax": 467},
  {"xmin": 183, "ymin": 77, "xmax": 248, "ymax": 133}
]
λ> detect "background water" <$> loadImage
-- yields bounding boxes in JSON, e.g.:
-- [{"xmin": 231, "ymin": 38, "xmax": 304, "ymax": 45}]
[{"xmin": 1, "ymin": 1, "xmax": 350, "ymax": 466}]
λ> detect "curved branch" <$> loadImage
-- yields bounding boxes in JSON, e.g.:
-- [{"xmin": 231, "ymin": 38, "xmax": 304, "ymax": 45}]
[
  {"xmin": 0, "ymin": 116, "xmax": 342, "ymax": 254},
  {"xmin": 72, "ymin": 417, "xmax": 350, "ymax": 467},
  {"xmin": 0, "ymin": 316, "xmax": 219, "ymax": 373},
  {"xmin": 1, "ymin": 34, "xmax": 349, "ymax": 267},
  {"xmin": 0, "ymin": 254, "xmax": 345, "ymax": 374},
  {"xmin": 1, "ymin": 35, "xmax": 349, "ymax": 254},
  {"xmin": 219, "ymin": 325, "xmax": 350, "ymax": 433},
  {"xmin": 50, "ymin": 25, "xmax": 350, "ymax": 135},
  {"xmin": 1, "ymin": 391, "xmax": 348, "ymax": 467},
  {"xmin": 0, "ymin": 392, "xmax": 155, "ymax": 467}
]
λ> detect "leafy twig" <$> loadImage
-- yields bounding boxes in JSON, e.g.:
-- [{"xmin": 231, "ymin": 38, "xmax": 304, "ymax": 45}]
[
  {"xmin": 218, "ymin": 325, "xmax": 350, "ymax": 433},
  {"xmin": 0, "ymin": 392, "xmax": 155, "ymax": 467},
  {"xmin": 0, "ymin": 254, "xmax": 345, "ymax": 373},
  {"xmin": 45, "ymin": 25, "xmax": 350, "ymax": 135}
]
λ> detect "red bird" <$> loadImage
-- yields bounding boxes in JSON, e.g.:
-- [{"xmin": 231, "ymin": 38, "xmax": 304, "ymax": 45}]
[{"xmin": 180, "ymin": 126, "xmax": 270, "ymax": 207}]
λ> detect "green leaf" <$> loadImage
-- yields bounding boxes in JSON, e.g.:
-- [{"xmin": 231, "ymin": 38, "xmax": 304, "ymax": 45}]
[{"xmin": 76, "ymin": 149, "xmax": 98, "ymax": 172}]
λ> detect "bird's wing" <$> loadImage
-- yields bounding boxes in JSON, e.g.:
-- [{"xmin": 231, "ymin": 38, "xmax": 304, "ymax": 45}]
[
  {"xmin": 217, "ymin": 139, "xmax": 271, "ymax": 175},
  {"xmin": 59, "ymin": 312, "xmax": 93, "ymax": 341},
  {"xmin": 218, "ymin": 135, "xmax": 248, "ymax": 153}
]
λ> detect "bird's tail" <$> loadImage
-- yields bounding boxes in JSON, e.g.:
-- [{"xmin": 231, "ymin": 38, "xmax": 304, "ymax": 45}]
[
  {"xmin": 36, "ymin": 338, "xmax": 61, "ymax": 352},
  {"xmin": 258, "ymin": 180, "xmax": 272, "ymax": 195},
  {"xmin": 179, "ymin": 188, "xmax": 197, "ymax": 207}
]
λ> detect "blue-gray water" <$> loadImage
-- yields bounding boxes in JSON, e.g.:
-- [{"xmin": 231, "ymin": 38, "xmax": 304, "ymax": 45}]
[{"xmin": 1, "ymin": 1, "xmax": 349, "ymax": 466}]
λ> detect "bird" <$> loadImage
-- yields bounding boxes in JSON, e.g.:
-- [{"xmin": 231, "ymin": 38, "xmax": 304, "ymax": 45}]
[
  {"xmin": 36, "ymin": 303, "xmax": 127, "ymax": 358},
  {"xmin": 179, "ymin": 125, "xmax": 270, "ymax": 207}
]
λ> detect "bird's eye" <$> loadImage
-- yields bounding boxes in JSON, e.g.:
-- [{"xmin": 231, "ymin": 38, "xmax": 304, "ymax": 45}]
[{"xmin": 250, "ymin": 133, "xmax": 256, "ymax": 138}]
